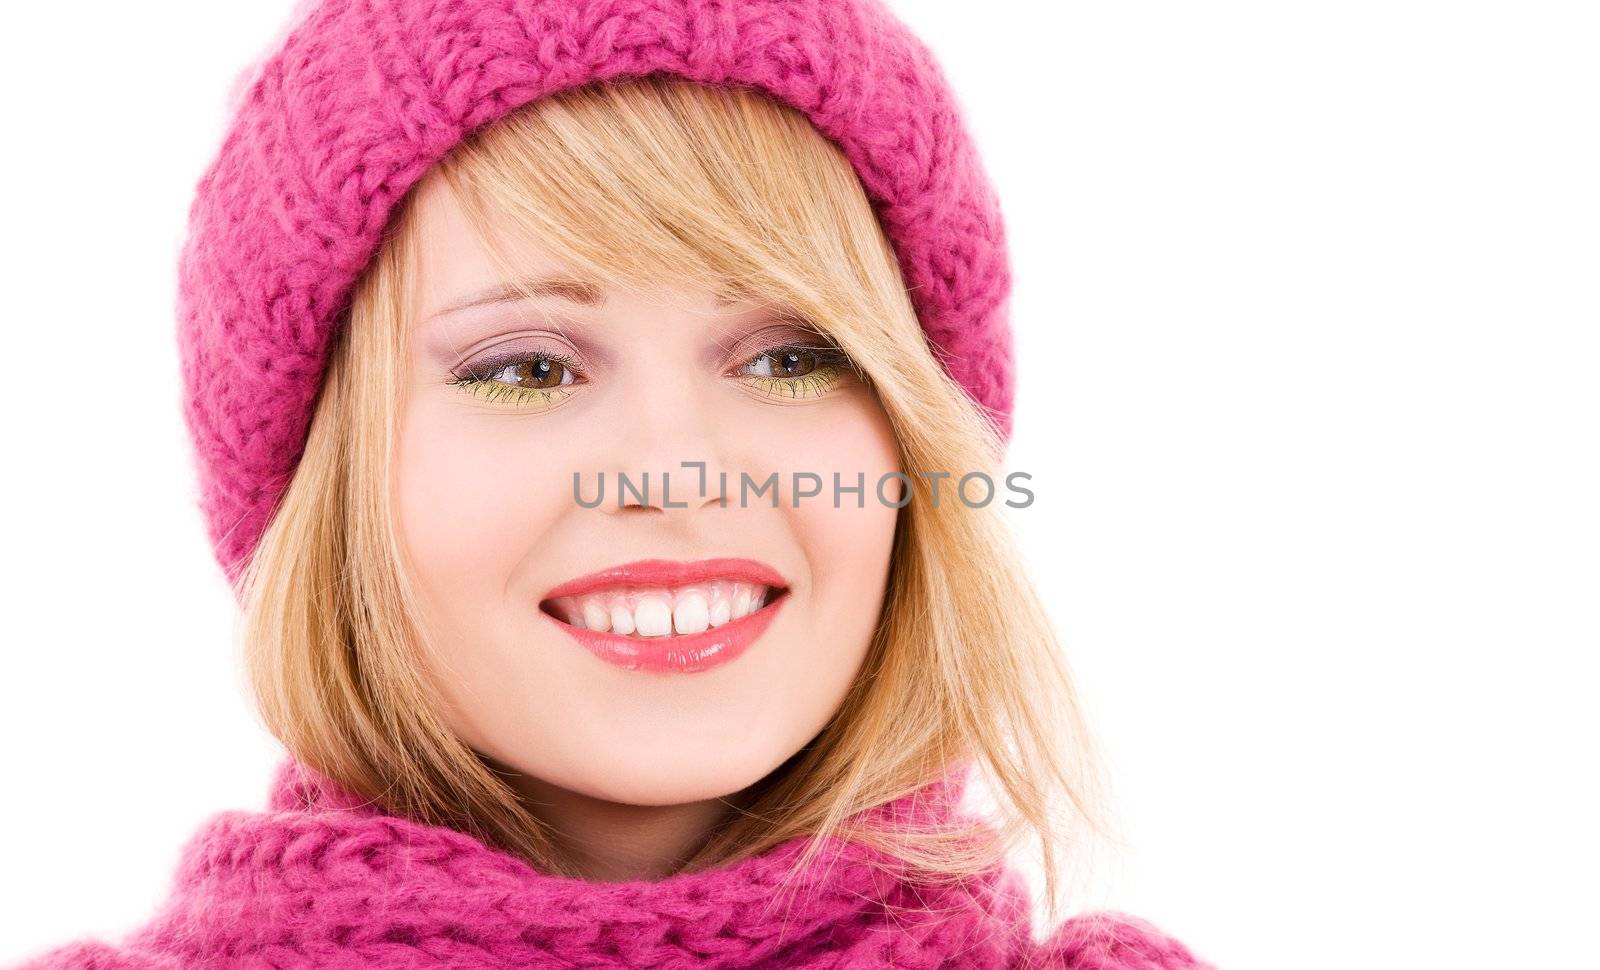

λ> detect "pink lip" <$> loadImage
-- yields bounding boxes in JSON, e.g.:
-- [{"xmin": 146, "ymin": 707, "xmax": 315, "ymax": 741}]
[
  {"xmin": 539, "ymin": 558, "xmax": 790, "ymax": 674},
  {"xmin": 541, "ymin": 557, "xmax": 788, "ymax": 600}
]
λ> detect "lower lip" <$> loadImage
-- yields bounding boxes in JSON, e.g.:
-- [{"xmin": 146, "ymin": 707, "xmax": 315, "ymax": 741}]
[{"xmin": 544, "ymin": 592, "xmax": 788, "ymax": 674}]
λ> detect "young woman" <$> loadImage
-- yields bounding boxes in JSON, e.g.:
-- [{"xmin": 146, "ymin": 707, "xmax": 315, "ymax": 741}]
[{"xmin": 16, "ymin": 0, "xmax": 1213, "ymax": 966}]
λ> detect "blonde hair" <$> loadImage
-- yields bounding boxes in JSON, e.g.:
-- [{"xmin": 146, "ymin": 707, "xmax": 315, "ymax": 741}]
[{"xmin": 235, "ymin": 75, "xmax": 1117, "ymax": 932}]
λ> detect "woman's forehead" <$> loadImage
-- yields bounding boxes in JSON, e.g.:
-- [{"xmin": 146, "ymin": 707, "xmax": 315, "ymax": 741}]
[{"xmin": 407, "ymin": 173, "xmax": 755, "ymax": 324}]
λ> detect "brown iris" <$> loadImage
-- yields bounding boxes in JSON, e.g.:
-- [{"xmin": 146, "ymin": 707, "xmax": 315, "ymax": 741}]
[
  {"xmin": 506, "ymin": 358, "xmax": 570, "ymax": 390},
  {"xmin": 756, "ymin": 349, "xmax": 819, "ymax": 379}
]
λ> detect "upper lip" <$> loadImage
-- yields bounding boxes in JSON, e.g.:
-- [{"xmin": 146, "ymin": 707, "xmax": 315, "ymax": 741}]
[{"xmin": 541, "ymin": 557, "xmax": 789, "ymax": 600}]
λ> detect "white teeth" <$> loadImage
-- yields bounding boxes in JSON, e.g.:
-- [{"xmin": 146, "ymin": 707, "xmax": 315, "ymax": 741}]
[
  {"xmin": 634, "ymin": 596, "xmax": 673, "ymax": 637},
  {"xmin": 609, "ymin": 603, "xmax": 635, "ymax": 635},
  {"xmin": 673, "ymin": 591, "xmax": 709, "ymax": 634},
  {"xmin": 550, "ymin": 581, "xmax": 777, "ymax": 639},
  {"xmin": 581, "ymin": 600, "xmax": 611, "ymax": 633}
]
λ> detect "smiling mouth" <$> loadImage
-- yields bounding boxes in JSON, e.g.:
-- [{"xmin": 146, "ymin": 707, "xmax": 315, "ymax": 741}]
[{"xmin": 540, "ymin": 581, "xmax": 789, "ymax": 639}]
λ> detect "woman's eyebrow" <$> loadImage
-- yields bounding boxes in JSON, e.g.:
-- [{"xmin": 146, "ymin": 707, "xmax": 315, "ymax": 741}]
[
  {"xmin": 427, "ymin": 274, "xmax": 737, "ymax": 323},
  {"xmin": 429, "ymin": 275, "xmax": 607, "ymax": 321}
]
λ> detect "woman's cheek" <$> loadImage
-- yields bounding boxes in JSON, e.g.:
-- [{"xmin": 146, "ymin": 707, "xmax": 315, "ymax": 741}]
[
  {"xmin": 394, "ymin": 397, "xmax": 578, "ymax": 600},
  {"xmin": 765, "ymin": 389, "xmax": 903, "ymax": 606},
  {"xmin": 795, "ymin": 387, "xmax": 901, "ymax": 504}
]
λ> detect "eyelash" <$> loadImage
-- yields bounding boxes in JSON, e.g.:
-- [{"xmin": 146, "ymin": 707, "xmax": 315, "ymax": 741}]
[
  {"xmin": 448, "ymin": 342, "xmax": 860, "ymax": 408},
  {"xmin": 449, "ymin": 350, "xmax": 585, "ymax": 408}
]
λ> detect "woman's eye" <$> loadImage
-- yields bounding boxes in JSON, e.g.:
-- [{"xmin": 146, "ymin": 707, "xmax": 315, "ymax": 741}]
[
  {"xmin": 450, "ymin": 352, "xmax": 583, "ymax": 408},
  {"xmin": 492, "ymin": 357, "xmax": 577, "ymax": 390},
  {"xmin": 735, "ymin": 344, "xmax": 858, "ymax": 400},
  {"xmin": 746, "ymin": 349, "xmax": 819, "ymax": 379},
  {"xmin": 448, "ymin": 342, "xmax": 859, "ymax": 408}
]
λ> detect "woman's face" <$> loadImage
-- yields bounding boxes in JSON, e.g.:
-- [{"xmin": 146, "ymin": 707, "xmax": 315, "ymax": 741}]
[{"xmin": 393, "ymin": 175, "xmax": 902, "ymax": 811}]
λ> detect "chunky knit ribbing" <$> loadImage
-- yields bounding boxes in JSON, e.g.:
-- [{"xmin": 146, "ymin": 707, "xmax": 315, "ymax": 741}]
[
  {"xmin": 178, "ymin": 0, "xmax": 1020, "ymax": 594},
  {"xmin": 14, "ymin": 757, "xmax": 1212, "ymax": 969}
]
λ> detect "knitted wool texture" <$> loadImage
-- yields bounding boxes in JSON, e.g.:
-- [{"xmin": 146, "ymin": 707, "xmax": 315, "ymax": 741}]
[
  {"xmin": 14, "ymin": 757, "xmax": 1212, "ymax": 969},
  {"xmin": 180, "ymin": 0, "xmax": 1019, "ymax": 594}
]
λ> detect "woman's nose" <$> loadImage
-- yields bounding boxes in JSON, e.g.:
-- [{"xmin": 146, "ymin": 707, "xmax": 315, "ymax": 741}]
[{"xmin": 587, "ymin": 377, "xmax": 736, "ymax": 514}]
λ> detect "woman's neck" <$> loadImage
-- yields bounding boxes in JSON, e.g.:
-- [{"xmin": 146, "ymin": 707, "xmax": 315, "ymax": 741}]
[{"xmin": 510, "ymin": 772, "xmax": 742, "ymax": 882}]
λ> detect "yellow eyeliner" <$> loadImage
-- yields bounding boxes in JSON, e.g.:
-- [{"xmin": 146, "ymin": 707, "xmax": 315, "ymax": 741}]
[{"xmin": 452, "ymin": 347, "xmax": 853, "ymax": 409}]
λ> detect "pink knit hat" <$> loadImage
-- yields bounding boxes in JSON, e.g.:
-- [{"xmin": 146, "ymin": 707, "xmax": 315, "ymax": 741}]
[{"xmin": 179, "ymin": 0, "xmax": 1017, "ymax": 593}]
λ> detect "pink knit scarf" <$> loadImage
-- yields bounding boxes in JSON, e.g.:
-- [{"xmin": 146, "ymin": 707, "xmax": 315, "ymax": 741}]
[{"xmin": 16, "ymin": 758, "xmax": 1212, "ymax": 968}]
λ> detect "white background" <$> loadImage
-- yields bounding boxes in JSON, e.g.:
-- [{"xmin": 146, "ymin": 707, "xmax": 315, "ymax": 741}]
[{"xmin": 2, "ymin": 1, "xmax": 1596, "ymax": 966}]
